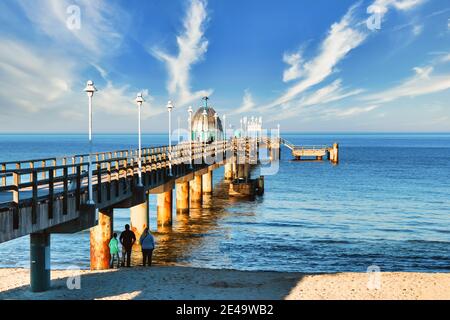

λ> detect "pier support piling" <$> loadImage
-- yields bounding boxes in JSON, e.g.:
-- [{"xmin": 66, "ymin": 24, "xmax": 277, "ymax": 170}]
[
  {"xmin": 202, "ymin": 171, "xmax": 213, "ymax": 195},
  {"xmin": 176, "ymin": 181, "xmax": 190, "ymax": 214},
  {"xmin": 90, "ymin": 208, "xmax": 113, "ymax": 270},
  {"xmin": 30, "ymin": 232, "xmax": 51, "ymax": 292},
  {"xmin": 157, "ymin": 189, "xmax": 173, "ymax": 227},
  {"xmin": 130, "ymin": 196, "xmax": 149, "ymax": 251},
  {"xmin": 224, "ymin": 162, "xmax": 233, "ymax": 180},
  {"xmin": 190, "ymin": 175, "xmax": 202, "ymax": 209}
]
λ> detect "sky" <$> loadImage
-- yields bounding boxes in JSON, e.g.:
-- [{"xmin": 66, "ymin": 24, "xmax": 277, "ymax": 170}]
[{"xmin": 0, "ymin": 0, "xmax": 449, "ymax": 133}]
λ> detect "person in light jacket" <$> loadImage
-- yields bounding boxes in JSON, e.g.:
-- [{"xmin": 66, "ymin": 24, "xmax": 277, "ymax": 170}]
[
  {"xmin": 109, "ymin": 233, "xmax": 120, "ymax": 269},
  {"xmin": 139, "ymin": 227, "xmax": 155, "ymax": 267}
]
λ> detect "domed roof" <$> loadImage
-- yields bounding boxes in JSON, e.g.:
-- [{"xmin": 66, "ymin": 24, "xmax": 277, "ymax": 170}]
[{"xmin": 192, "ymin": 106, "xmax": 223, "ymax": 133}]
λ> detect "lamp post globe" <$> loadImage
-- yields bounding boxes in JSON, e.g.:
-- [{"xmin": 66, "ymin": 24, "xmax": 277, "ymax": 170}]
[
  {"xmin": 167, "ymin": 100, "xmax": 174, "ymax": 176},
  {"xmin": 188, "ymin": 106, "xmax": 193, "ymax": 169},
  {"xmin": 135, "ymin": 93, "xmax": 145, "ymax": 187},
  {"xmin": 83, "ymin": 80, "xmax": 97, "ymax": 205}
]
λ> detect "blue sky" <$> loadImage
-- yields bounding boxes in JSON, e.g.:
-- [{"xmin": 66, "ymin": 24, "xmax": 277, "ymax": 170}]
[{"xmin": 0, "ymin": 0, "xmax": 449, "ymax": 133}]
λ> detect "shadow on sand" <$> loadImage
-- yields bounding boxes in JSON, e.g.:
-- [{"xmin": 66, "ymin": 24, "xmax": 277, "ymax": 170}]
[{"xmin": 0, "ymin": 266, "xmax": 306, "ymax": 300}]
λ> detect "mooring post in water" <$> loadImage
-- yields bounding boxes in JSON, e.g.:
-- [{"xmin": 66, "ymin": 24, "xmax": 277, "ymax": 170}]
[
  {"xmin": 30, "ymin": 232, "xmax": 51, "ymax": 292},
  {"xmin": 157, "ymin": 189, "xmax": 173, "ymax": 227},
  {"xmin": 90, "ymin": 208, "xmax": 113, "ymax": 270},
  {"xmin": 331, "ymin": 143, "xmax": 339, "ymax": 164},
  {"xmin": 190, "ymin": 175, "xmax": 202, "ymax": 209},
  {"xmin": 130, "ymin": 197, "xmax": 149, "ymax": 251},
  {"xmin": 176, "ymin": 181, "xmax": 190, "ymax": 214},
  {"xmin": 202, "ymin": 171, "xmax": 213, "ymax": 195}
]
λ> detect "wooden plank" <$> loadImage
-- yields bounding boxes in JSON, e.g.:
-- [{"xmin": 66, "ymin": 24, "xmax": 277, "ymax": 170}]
[
  {"xmin": 32, "ymin": 171, "xmax": 38, "ymax": 224},
  {"xmin": 63, "ymin": 167, "xmax": 68, "ymax": 215},
  {"xmin": 97, "ymin": 163, "xmax": 102, "ymax": 203},
  {"xmin": 76, "ymin": 166, "xmax": 81, "ymax": 211},
  {"xmin": 48, "ymin": 169, "xmax": 54, "ymax": 220},
  {"xmin": 12, "ymin": 172, "xmax": 19, "ymax": 230}
]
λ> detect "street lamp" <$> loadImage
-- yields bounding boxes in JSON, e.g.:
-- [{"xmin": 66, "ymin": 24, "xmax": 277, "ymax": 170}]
[
  {"xmin": 202, "ymin": 108, "xmax": 208, "ymax": 162},
  {"xmin": 84, "ymin": 80, "xmax": 97, "ymax": 205},
  {"xmin": 214, "ymin": 112, "xmax": 218, "ymax": 157},
  {"xmin": 223, "ymin": 114, "xmax": 226, "ymax": 140},
  {"xmin": 188, "ymin": 106, "xmax": 193, "ymax": 169},
  {"xmin": 167, "ymin": 100, "xmax": 174, "ymax": 176},
  {"xmin": 135, "ymin": 93, "xmax": 145, "ymax": 187}
]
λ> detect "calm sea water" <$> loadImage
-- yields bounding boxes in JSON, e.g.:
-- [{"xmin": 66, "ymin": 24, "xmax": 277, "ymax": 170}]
[{"xmin": 0, "ymin": 133, "xmax": 449, "ymax": 273}]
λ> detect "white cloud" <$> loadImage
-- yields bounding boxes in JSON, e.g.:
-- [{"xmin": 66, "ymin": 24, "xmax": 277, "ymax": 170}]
[
  {"xmin": 371, "ymin": 0, "xmax": 426, "ymax": 16},
  {"xmin": 363, "ymin": 66, "xmax": 450, "ymax": 103},
  {"xmin": 230, "ymin": 90, "xmax": 256, "ymax": 115},
  {"xmin": 94, "ymin": 82, "xmax": 160, "ymax": 119},
  {"xmin": 0, "ymin": 38, "xmax": 77, "ymax": 113},
  {"xmin": 265, "ymin": 4, "xmax": 367, "ymax": 110},
  {"xmin": 293, "ymin": 79, "xmax": 364, "ymax": 109},
  {"xmin": 283, "ymin": 52, "xmax": 303, "ymax": 82},
  {"xmin": 16, "ymin": 0, "xmax": 128, "ymax": 59},
  {"xmin": 151, "ymin": 0, "xmax": 212, "ymax": 107},
  {"xmin": 321, "ymin": 105, "xmax": 379, "ymax": 118}
]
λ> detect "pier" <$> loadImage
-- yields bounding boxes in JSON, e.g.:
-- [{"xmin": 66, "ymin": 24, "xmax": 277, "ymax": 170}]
[{"xmin": 0, "ymin": 136, "xmax": 280, "ymax": 291}]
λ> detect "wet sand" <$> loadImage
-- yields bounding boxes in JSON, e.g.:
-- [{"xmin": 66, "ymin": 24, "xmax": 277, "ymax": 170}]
[{"xmin": 0, "ymin": 267, "xmax": 449, "ymax": 300}]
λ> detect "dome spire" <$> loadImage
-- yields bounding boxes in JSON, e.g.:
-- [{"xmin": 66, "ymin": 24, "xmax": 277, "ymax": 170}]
[{"xmin": 202, "ymin": 96, "xmax": 209, "ymax": 109}]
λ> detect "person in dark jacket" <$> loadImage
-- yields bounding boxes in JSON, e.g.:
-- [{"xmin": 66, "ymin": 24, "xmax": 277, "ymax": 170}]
[
  {"xmin": 119, "ymin": 224, "xmax": 136, "ymax": 267},
  {"xmin": 139, "ymin": 227, "xmax": 155, "ymax": 267}
]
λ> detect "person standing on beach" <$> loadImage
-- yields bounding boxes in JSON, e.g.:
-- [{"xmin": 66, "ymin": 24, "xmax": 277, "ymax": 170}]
[
  {"xmin": 139, "ymin": 227, "xmax": 155, "ymax": 267},
  {"xmin": 119, "ymin": 224, "xmax": 136, "ymax": 267},
  {"xmin": 109, "ymin": 233, "xmax": 120, "ymax": 269}
]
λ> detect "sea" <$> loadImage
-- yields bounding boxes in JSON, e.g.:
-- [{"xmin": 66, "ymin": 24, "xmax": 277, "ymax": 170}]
[{"xmin": 0, "ymin": 133, "xmax": 449, "ymax": 273}]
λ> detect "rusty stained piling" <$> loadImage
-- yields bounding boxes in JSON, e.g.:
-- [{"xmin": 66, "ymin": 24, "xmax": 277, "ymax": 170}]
[{"xmin": 90, "ymin": 208, "xmax": 113, "ymax": 270}]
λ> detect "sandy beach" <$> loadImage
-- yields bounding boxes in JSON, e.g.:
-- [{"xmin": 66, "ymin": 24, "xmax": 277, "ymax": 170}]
[{"xmin": 0, "ymin": 267, "xmax": 449, "ymax": 300}]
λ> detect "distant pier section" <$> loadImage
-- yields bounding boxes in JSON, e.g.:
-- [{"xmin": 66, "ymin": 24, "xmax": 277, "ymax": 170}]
[{"xmin": 281, "ymin": 138, "xmax": 339, "ymax": 163}]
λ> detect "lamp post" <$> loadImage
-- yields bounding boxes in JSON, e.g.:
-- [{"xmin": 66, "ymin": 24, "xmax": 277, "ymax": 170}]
[
  {"xmin": 167, "ymin": 100, "xmax": 174, "ymax": 176},
  {"xmin": 202, "ymin": 108, "xmax": 208, "ymax": 161},
  {"xmin": 135, "ymin": 93, "xmax": 145, "ymax": 187},
  {"xmin": 240, "ymin": 118, "xmax": 243, "ymax": 138},
  {"xmin": 188, "ymin": 106, "xmax": 193, "ymax": 169},
  {"xmin": 223, "ymin": 114, "xmax": 226, "ymax": 140},
  {"xmin": 84, "ymin": 80, "xmax": 97, "ymax": 205},
  {"xmin": 214, "ymin": 112, "xmax": 218, "ymax": 158}
]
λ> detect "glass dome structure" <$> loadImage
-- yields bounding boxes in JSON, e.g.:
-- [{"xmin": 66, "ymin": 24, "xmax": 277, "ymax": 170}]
[{"xmin": 191, "ymin": 106, "xmax": 223, "ymax": 143}]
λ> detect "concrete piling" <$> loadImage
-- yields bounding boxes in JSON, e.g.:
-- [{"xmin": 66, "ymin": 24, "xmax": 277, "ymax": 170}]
[
  {"xmin": 157, "ymin": 189, "xmax": 173, "ymax": 227},
  {"xmin": 176, "ymin": 181, "xmax": 190, "ymax": 214},
  {"xmin": 30, "ymin": 232, "xmax": 51, "ymax": 292},
  {"xmin": 130, "ymin": 197, "xmax": 149, "ymax": 251},
  {"xmin": 190, "ymin": 175, "xmax": 202, "ymax": 208},
  {"xmin": 202, "ymin": 171, "xmax": 213, "ymax": 195}
]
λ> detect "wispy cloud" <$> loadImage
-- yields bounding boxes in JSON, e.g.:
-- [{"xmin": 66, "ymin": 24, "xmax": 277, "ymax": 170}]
[
  {"xmin": 16, "ymin": 0, "xmax": 129, "ymax": 59},
  {"xmin": 371, "ymin": 0, "xmax": 426, "ymax": 17},
  {"xmin": 283, "ymin": 52, "xmax": 303, "ymax": 82},
  {"xmin": 0, "ymin": 38, "xmax": 77, "ymax": 113},
  {"xmin": 363, "ymin": 64, "xmax": 450, "ymax": 103},
  {"xmin": 265, "ymin": 4, "xmax": 367, "ymax": 110},
  {"xmin": 320, "ymin": 105, "xmax": 379, "ymax": 119},
  {"xmin": 151, "ymin": 0, "xmax": 212, "ymax": 107},
  {"xmin": 230, "ymin": 89, "xmax": 256, "ymax": 115}
]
